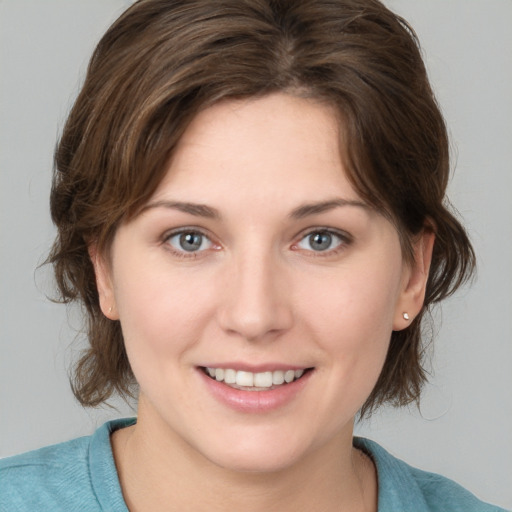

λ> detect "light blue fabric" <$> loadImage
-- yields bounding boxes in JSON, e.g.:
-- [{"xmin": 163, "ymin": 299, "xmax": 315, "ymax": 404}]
[
  {"xmin": 354, "ymin": 437, "xmax": 508, "ymax": 512},
  {"xmin": 1, "ymin": 418, "xmax": 507, "ymax": 511}
]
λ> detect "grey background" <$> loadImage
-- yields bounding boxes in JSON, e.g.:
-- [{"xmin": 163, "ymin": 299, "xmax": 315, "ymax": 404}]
[{"xmin": 1, "ymin": 1, "xmax": 511, "ymax": 509}]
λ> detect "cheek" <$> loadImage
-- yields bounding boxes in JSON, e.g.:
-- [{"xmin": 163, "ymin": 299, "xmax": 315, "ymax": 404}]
[
  {"xmin": 305, "ymin": 269, "xmax": 400, "ymax": 336},
  {"xmin": 112, "ymin": 265, "xmax": 216, "ymax": 369},
  {"xmin": 298, "ymin": 259, "xmax": 403, "ymax": 376},
  {"xmin": 287, "ymin": 266, "xmax": 402, "ymax": 436}
]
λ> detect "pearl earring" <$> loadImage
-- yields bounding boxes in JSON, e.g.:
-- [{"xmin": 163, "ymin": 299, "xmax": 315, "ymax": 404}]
[{"xmin": 403, "ymin": 312, "xmax": 410, "ymax": 321}]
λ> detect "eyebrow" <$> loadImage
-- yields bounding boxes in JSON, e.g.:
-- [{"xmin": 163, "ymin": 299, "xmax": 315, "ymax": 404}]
[
  {"xmin": 141, "ymin": 197, "xmax": 368, "ymax": 220},
  {"xmin": 289, "ymin": 198, "xmax": 369, "ymax": 219},
  {"xmin": 141, "ymin": 200, "xmax": 221, "ymax": 219}
]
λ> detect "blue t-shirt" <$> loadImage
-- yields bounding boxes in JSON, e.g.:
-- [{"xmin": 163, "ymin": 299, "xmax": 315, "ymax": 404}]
[{"xmin": 0, "ymin": 418, "xmax": 507, "ymax": 511}]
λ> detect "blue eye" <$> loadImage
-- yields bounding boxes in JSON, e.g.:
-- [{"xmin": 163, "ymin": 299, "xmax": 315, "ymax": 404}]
[
  {"xmin": 167, "ymin": 231, "xmax": 212, "ymax": 253},
  {"xmin": 297, "ymin": 230, "xmax": 345, "ymax": 252}
]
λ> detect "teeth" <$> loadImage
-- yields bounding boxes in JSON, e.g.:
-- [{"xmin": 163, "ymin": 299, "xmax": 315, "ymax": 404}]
[
  {"xmin": 205, "ymin": 367, "xmax": 307, "ymax": 389},
  {"xmin": 272, "ymin": 371, "xmax": 285, "ymax": 385},
  {"xmin": 284, "ymin": 370, "xmax": 295, "ymax": 383},
  {"xmin": 253, "ymin": 371, "xmax": 272, "ymax": 387},
  {"xmin": 224, "ymin": 368, "xmax": 236, "ymax": 384},
  {"xmin": 236, "ymin": 371, "xmax": 254, "ymax": 387}
]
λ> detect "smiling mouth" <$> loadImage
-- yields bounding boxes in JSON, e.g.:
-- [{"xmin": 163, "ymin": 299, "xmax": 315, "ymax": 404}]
[{"xmin": 201, "ymin": 367, "xmax": 312, "ymax": 391}]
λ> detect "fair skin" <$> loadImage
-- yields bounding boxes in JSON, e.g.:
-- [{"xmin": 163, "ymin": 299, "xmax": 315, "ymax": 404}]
[{"xmin": 92, "ymin": 93, "xmax": 433, "ymax": 512}]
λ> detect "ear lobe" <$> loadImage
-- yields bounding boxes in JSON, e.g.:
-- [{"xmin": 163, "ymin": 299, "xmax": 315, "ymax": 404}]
[
  {"xmin": 393, "ymin": 229, "xmax": 435, "ymax": 330},
  {"xmin": 88, "ymin": 244, "xmax": 118, "ymax": 320}
]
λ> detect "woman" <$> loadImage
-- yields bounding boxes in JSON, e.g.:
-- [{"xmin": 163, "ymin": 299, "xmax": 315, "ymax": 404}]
[{"xmin": 0, "ymin": 1, "xmax": 507, "ymax": 510}]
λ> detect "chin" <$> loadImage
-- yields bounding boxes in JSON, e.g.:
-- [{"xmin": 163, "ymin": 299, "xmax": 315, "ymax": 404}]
[
  {"xmin": 209, "ymin": 446, "xmax": 303, "ymax": 474},
  {"xmin": 196, "ymin": 426, "xmax": 328, "ymax": 475}
]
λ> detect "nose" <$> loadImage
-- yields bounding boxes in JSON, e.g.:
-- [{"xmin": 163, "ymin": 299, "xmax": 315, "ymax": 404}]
[{"xmin": 217, "ymin": 249, "xmax": 293, "ymax": 342}]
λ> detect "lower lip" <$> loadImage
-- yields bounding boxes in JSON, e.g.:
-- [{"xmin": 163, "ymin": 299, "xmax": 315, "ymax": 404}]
[{"xmin": 198, "ymin": 369, "xmax": 313, "ymax": 413}]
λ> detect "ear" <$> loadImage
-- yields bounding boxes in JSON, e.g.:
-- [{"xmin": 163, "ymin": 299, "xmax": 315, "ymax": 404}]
[
  {"xmin": 88, "ymin": 244, "xmax": 119, "ymax": 320},
  {"xmin": 393, "ymin": 228, "xmax": 435, "ymax": 330}
]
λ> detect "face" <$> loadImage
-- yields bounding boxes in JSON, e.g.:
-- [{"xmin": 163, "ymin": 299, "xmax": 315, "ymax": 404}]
[{"xmin": 94, "ymin": 93, "xmax": 430, "ymax": 473}]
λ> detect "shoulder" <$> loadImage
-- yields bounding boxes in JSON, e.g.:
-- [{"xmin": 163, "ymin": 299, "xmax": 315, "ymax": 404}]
[
  {"xmin": 407, "ymin": 465, "xmax": 507, "ymax": 512},
  {"xmin": 0, "ymin": 435, "xmax": 98, "ymax": 511},
  {"xmin": 354, "ymin": 437, "xmax": 508, "ymax": 512},
  {"xmin": 0, "ymin": 418, "xmax": 134, "ymax": 512}
]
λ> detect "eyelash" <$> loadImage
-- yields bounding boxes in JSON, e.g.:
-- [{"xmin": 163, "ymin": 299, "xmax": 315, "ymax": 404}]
[
  {"xmin": 292, "ymin": 228, "xmax": 352, "ymax": 257},
  {"xmin": 162, "ymin": 227, "xmax": 352, "ymax": 259},
  {"xmin": 163, "ymin": 228, "xmax": 216, "ymax": 259}
]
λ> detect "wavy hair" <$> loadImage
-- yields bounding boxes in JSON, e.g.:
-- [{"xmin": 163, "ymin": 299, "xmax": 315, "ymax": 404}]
[{"xmin": 48, "ymin": 0, "xmax": 475, "ymax": 416}]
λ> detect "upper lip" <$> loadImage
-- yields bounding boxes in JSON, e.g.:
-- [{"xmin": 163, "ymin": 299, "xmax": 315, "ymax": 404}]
[{"xmin": 198, "ymin": 363, "xmax": 312, "ymax": 372}]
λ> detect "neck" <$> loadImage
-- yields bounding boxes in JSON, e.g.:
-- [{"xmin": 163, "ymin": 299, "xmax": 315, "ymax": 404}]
[{"xmin": 112, "ymin": 403, "xmax": 377, "ymax": 512}]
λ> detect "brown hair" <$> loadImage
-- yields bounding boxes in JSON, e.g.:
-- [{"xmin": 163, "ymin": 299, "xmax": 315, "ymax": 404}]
[{"xmin": 48, "ymin": 0, "xmax": 475, "ymax": 416}]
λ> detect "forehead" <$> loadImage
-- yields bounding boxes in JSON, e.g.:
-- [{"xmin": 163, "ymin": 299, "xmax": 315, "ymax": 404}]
[{"xmin": 149, "ymin": 93, "xmax": 362, "ymax": 209}]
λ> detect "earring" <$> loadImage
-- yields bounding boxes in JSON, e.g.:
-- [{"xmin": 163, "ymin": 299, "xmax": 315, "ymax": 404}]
[
  {"xmin": 108, "ymin": 306, "xmax": 113, "ymax": 314},
  {"xmin": 403, "ymin": 312, "xmax": 410, "ymax": 321}
]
